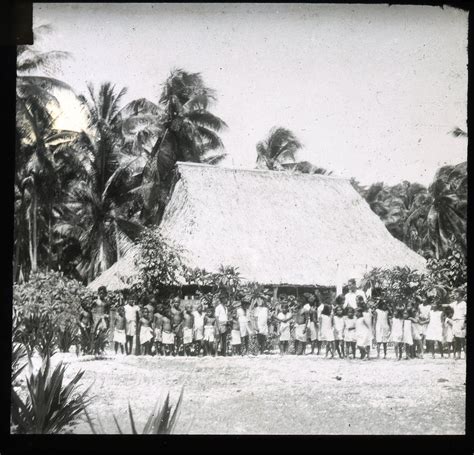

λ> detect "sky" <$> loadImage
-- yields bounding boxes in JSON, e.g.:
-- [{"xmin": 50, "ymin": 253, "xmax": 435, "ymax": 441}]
[{"xmin": 33, "ymin": 3, "xmax": 468, "ymax": 186}]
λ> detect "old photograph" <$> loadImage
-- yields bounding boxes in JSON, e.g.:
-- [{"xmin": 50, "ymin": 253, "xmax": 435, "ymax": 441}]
[{"xmin": 11, "ymin": 3, "xmax": 467, "ymax": 435}]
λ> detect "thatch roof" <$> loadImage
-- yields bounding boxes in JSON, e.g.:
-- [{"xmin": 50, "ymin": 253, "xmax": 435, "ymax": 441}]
[
  {"xmin": 88, "ymin": 246, "xmax": 140, "ymax": 292},
  {"xmin": 89, "ymin": 162, "xmax": 426, "ymax": 290}
]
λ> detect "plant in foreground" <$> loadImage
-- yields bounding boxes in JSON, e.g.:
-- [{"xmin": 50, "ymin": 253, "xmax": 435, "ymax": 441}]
[
  {"xmin": 11, "ymin": 354, "xmax": 91, "ymax": 434},
  {"xmin": 56, "ymin": 320, "xmax": 80, "ymax": 353},
  {"xmin": 78, "ymin": 323, "xmax": 109, "ymax": 356},
  {"xmin": 85, "ymin": 388, "xmax": 183, "ymax": 434},
  {"xmin": 17, "ymin": 310, "xmax": 58, "ymax": 358}
]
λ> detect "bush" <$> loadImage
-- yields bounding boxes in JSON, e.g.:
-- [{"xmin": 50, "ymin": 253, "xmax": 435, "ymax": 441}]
[
  {"xmin": 56, "ymin": 321, "xmax": 80, "ymax": 353},
  {"xmin": 426, "ymin": 249, "xmax": 466, "ymax": 292},
  {"xmin": 13, "ymin": 270, "xmax": 94, "ymax": 327},
  {"xmin": 11, "ymin": 355, "xmax": 91, "ymax": 434},
  {"xmin": 17, "ymin": 311, "xmax": 58, "ymax": 358},
  {"xmin": 134, "ymin": 229, "xmax": 187, "ymax": 299},
  {"xmin": 78, "ymin": 323, "xmax": 109, "ymax": 356}
]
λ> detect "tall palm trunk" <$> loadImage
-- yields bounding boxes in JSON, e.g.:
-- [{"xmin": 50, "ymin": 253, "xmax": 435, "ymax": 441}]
[
  {"xmin": 28, "ymin": 189, "xmax": 38, "ymax": 273},
  {"xmin": 47, "ymin": 206, "xmax": 53, "ymax": 271}
]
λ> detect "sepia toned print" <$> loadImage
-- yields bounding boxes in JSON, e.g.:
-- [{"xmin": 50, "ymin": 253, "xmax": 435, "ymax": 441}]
[{"xmin": 12, "ymin": 3, "xmax": 466, "ymax": 435}]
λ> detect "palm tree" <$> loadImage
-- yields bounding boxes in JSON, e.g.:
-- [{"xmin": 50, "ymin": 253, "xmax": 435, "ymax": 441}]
[
  {"xmin": 404, "ymin": 163, "xmax": 466, "ymax": 258},
  {"xmin": 16, "ymin": 25, "xmax": 72, "ymax": 276},
  {"xmin": 138, "ymin": 68, "xmax": 228, "ymax": 224},
  {"xmin": 281, "ymin": 161, "xmax": 333, "ymax": 175},
  {"xmin": 256, "ymin": 127, "xmax": 302, "ymax": 170},
  {"xmin": 58, "ymin": 83, "xmax": 143, "ymax": 282}
]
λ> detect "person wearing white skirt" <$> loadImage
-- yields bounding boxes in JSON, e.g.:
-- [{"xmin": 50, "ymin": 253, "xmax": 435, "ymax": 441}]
[
  {"xmin": 343, "ymin": 307, "xmax": 357, "ymax": 358},
  {"xmin": 355, "ymin": 307, "xmax": 372, "ymax": 360},
  {"xmin": 139, "ymin": 308, "xmax": 154, "ymax": 356},
  {"xmin": 402, "ymin": 310, "xmax": 413, "ymax": 360},
  {"xmin": 319, "ymin": 304, "xmax": 335, "ymax": 358},
  {"xmin": 425, "ymin": 303, "xmax": 445, "ymax": 358},
  {"xmin": 374, "ymin": 303, "xmax": 390, "ymax": 358},
  {"xmin": 390, "ymin": 310, "xmax": 404, "ymax": 360}
]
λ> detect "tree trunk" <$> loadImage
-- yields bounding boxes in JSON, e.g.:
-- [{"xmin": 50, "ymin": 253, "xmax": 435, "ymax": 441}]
[
  {"xmin": 47, "ymin": 204, "xmax": 53, "ymax": 271},
  {"xmin": 28, "ymin": 190, "xmax": 38, "ymax": 273},
  {"xmin": 114, "ymin": 219, "xmax": 120, "ymax": 261}
]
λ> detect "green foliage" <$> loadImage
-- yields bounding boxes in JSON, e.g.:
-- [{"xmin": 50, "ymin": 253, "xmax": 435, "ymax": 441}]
[
  {"xmin": 17, "ymin": 311, "xmax": 58, "ymax": 358},
  {"xmin": 360, "ymin": 162, "xmax": 467, "ymax": 261},
  {"xmin": 10, "ymin": 355, "xmax": 90, "ymax": 434},
  {"xmin": 134, "ymin": 229, "xmax": 187, "ymax": 298},
  {"xmin": 12, "ymin": 342, "xmax": 27, "ymax": 384},
  {"xmin": 13, "ymin": 270, "xmax": 95, "ymax": 355},
  {"xmin": 363, "ymin": 254, "xmax": 467, "ymax": 311},
  {"xmin": 426, "ymin": 249, "xmax": 466, "ymax": 293},
  {"xmin": 363, "ymin": 266, "xmax": 426, "ymax": 309},
  {"xmin": 85, "ymin": 388, "xmax": 183, "ymax": 434},
  {"xmin": 13, "ymin": 270, "xmax": 94, "ymax": 327},
  {"xmin": 256, "ymin": 127, "xmax": 301, "ymax": 170},
  {"xmin": 56, "ymin": 321, "xmax": 80, "ymax": 353},
  {"xmin": 78, "ymin": 323, "xmax": 109, "ymax": 356}
]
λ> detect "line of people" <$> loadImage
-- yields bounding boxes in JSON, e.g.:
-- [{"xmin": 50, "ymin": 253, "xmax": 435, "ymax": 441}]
[{"xmin": 84, "ymin": 281, "xmax": 466, "ymax": 360}]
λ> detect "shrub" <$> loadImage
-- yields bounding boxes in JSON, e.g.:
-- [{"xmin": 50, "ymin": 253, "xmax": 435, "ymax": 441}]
[
  {"xmin": 362, "ymin": 266, "xmax": 426, "ymax": 310},
  {"xmin": 56, "ymin": 321, "xmax": 80, "ymax": 353},
  {"xmin": 10, "ymin": 355, "xmax": 91, "ymax": 434},
  {"xmin": 12, "ymin": 342, "xmax": 27, "ymax": 384},
  {"xmin": 13, "ymin": 270, "xmax": 94, "ymax": 327},
  {"xmin": 17, "ymin": 311, "xmax": 58, "ymax": 358},
  {"xmin": 426, "ymin": 249, "xmax": 467, "ymax": 292},
  {"xmin": 85, "ymin": 388, "xmax": 183, "ymax": 434},
  {"xmin": 134, "ymin": 229, "xmax": 187, "ymax": 299},
  {"xmin": 78, "ymin": 323, "xmax": 109, "ymax": 356}
]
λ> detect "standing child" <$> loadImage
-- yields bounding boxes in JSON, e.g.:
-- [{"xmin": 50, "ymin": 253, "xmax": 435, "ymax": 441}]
[
  {"xmin": 443, "ymin": 306, "xmax": 454, "ymax": 358},
  {"xmin": 418, "ymin": 298, "xmax": 431, "ymax": 350},
  {"xmin": 153, "ymin": 304, "xmax": 164, "ymax": 356},
  {"xmin": 294, "ymin": 298, "xmax": 309, "ymax": 355},
  {"xmin": 254, "ymin": 297, "xmax": 269, "ymax": 355},
  {"xmin": 139, "ymin": 308, "xmax": 154, "ymax": 355},
  {"xmin": 124, "ymin": 297, "xmax": 140, "ymax": 355},
  {"xmin": 161, "ymin": 309, "xmax": 175, "ymax": 356},
  {"xmin": 203, "ymin": 306, "xmax": 217, "ymax": 356},
  {"xmin": 193, "ymin": 303, "xmax": 205, "ymax": 356},
  {"xmin": 410, "ymin": 305, "xmax": 424, "ymax": 359},
  {"xmin": 307, "ymin": 295, "xmax": 319, "ymax": 354},
  {"xmin": 237, "ymin": 301, "xmax": 252, "ymax": 355},
  {"xmin": 113, "ymin": 307, "xmax": 126, "ymax": 355},
  {"xmin": 374, "ymin": 301, "xmax": 390, "ymax": 358},
  {"xmin": 171, "ymin": 300, "xmax": 184, "ymax": 355},
  {"xmin": 344, "ymin": 307, "xmax": 357, "ymax": 358},
  {"xmin": 277, "ymin": 303, "xmax": 292, "ymax": 355},
  {"xmin": 214, "ymin": 297, "xmax": 229, "ymax": 356},
  {"xmin": 355, "ymin": 307, "xmax": 371, "ymax": 360},
  {"xmin": 182, "ymin": 304, "xmax": 194, "ymax": 356},
  {"xmin": 402, "ymin": 309, "xmax": 413, "ymax": 360},
  {"xmin": 333, "ymin": 305, "xmax": 345, "ymax": 358},
  {"xmin": 390, "ymin": 308, "xmax": 404, "ymax": 360},
  {"xmin": 425, "ymin": 300, "xmax": 444, "ymax": 358},
  {"xmin": 319, "ymin": 304, "xmax": 335, "ymax": 358},
  {"xmin": 230, "ymin": 310, "xmax": 242, "ymax": 356},
  {"xmin": 450, "ymin": 289, "xmax": 467, "ymax": 360}
]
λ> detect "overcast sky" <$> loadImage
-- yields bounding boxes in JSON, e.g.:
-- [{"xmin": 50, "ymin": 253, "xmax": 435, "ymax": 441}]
[{"xmin": 33, "ymin": 3, "xmax": 468, "ymax": 186}]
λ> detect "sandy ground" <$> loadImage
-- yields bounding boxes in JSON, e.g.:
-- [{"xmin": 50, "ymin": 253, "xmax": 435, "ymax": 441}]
[{"xmin": 29, "ymin": 350, "xmax": 465, "ymax": 435}]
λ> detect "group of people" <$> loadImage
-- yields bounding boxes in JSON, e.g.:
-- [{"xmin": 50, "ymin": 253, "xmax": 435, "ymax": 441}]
[{"xmin": 82, "ymin": 279, "xmax": 467, "ymax": 360}]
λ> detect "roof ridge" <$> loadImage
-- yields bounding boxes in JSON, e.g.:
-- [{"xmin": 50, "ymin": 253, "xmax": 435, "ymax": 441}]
[{"xmin": 175, "ymin": 161, "xmax": 349, "ymax": 181}]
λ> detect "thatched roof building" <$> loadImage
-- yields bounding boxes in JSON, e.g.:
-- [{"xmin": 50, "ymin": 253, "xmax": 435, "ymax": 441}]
[{"xmin": 88, "ymin": 162, "xmax": 425, "ymax": 291}]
